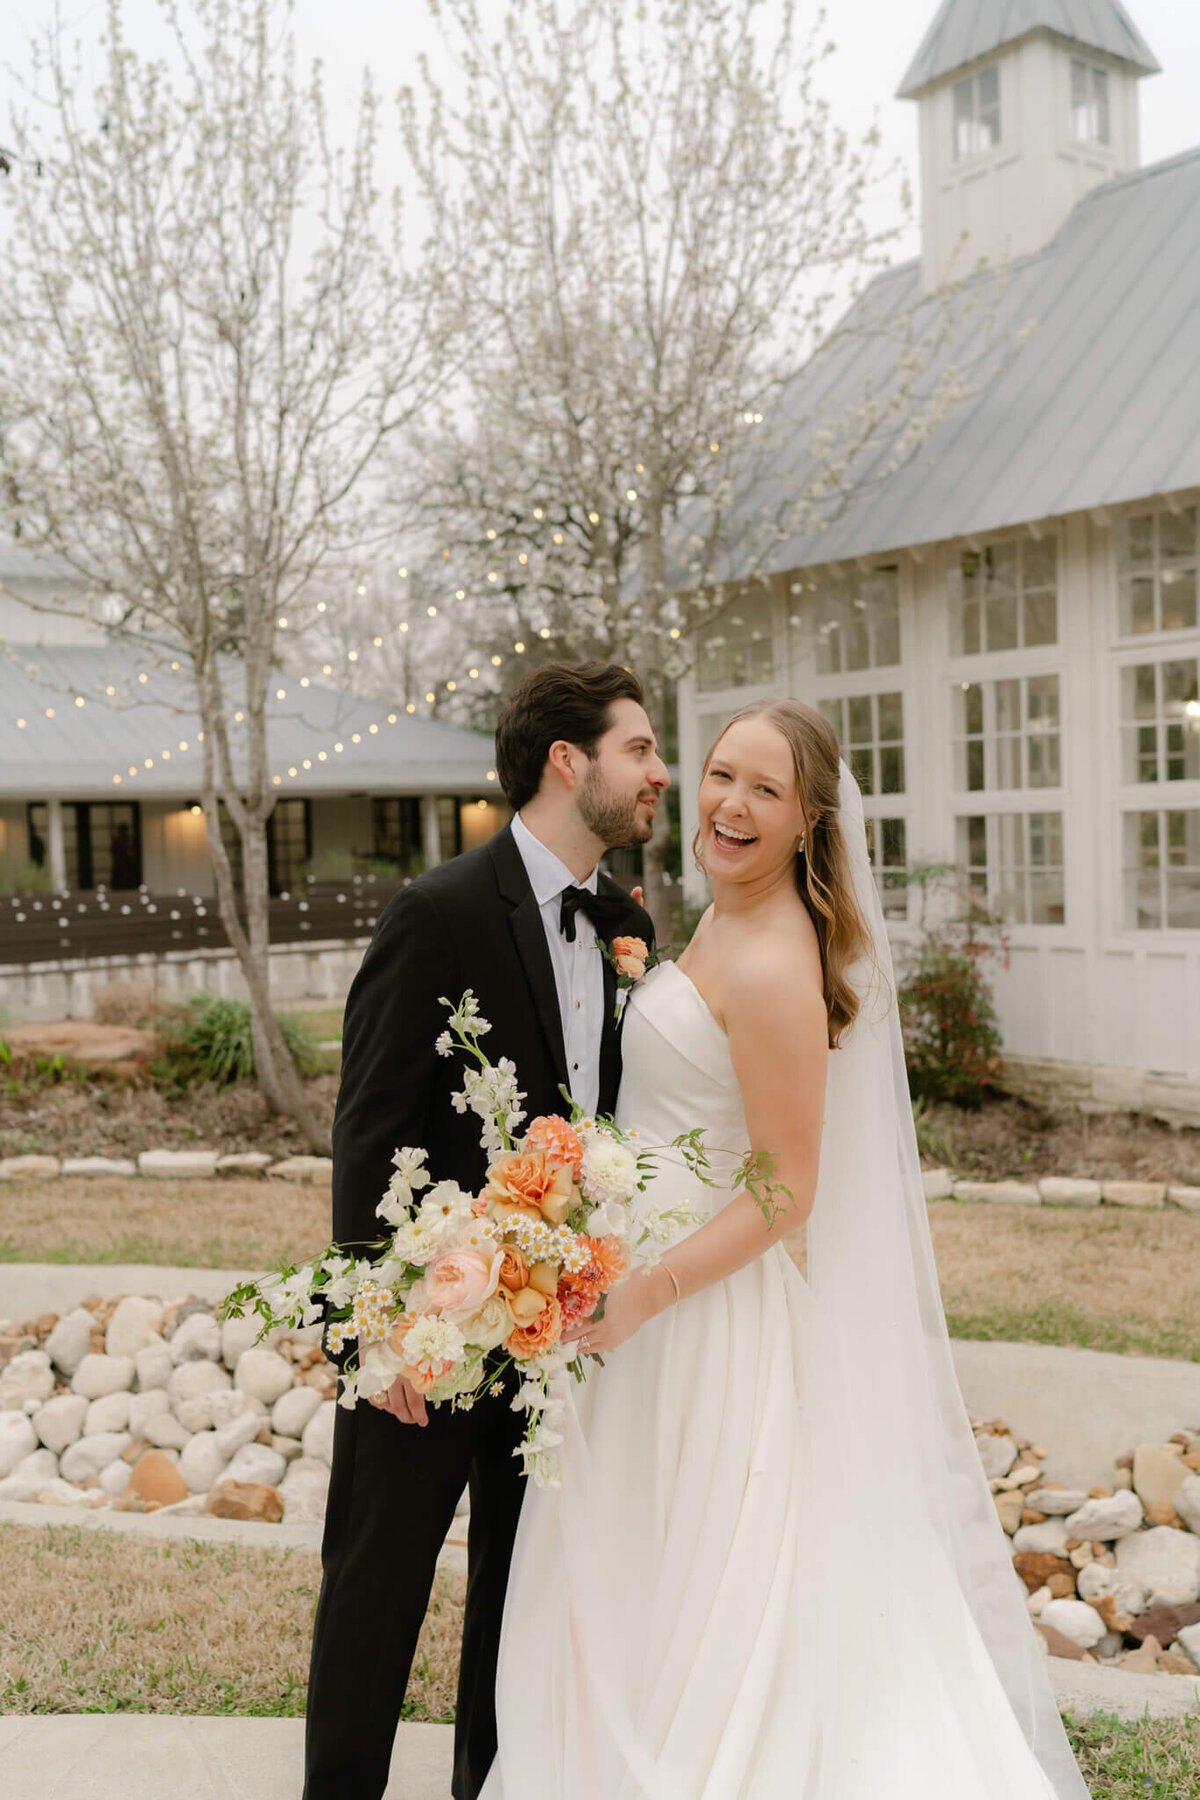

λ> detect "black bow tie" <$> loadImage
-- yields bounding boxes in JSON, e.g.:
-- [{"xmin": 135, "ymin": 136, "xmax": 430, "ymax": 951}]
[{"xmin": 558, "ymin": 884, "xmax": 630, "ymax": 943}]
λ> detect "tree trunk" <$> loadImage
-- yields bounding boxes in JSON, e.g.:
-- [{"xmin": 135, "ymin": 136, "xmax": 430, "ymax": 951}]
[{"xmin": 640, "ymin": 794, "xmax": 674, "ymax": 942}]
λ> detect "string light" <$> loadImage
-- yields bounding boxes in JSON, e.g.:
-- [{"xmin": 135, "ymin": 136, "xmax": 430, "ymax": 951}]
[
  {"xmin": 45, "ymin": 706, "xmax": 55, "ymax": 717},
  {"xmin": 626, "ymin": 488, "xmax": 638, "ymax": 501},
  {"xmin": 74, "ymin": 696, "xmax": 85, "ymax": 707}
]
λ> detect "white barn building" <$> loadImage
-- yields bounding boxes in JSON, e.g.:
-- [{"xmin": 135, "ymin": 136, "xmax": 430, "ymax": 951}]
[{"xmin": 677, "ymin": 0, "xmax": 1200, "ymax": 1119}]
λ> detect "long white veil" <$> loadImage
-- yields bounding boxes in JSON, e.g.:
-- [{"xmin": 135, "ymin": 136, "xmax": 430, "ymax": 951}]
[{"xmin": 806, "ymin": 763, "xmax": 1089, "ymax": 1797}]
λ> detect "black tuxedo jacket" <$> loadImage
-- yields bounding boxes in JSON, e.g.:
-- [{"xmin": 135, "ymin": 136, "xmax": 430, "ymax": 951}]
[{"xmin": 331, "ymin": 823, "xmax": 655, "ymax": 1254}]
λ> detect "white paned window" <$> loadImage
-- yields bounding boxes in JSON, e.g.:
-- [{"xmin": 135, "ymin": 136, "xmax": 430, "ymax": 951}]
[
  {"xmin": 819, "ymin": 691, "xmax": 905, "ymax": 796},
  {"xmin": 1070, "ymin": 60, "xmax": 1110, "ymax": 145},
  {"xmin": 695, "ymin": 584, "xmax": 775, "ymax": 694},
  {"xmin": 864, "ymin": 816, "xmax": 908, "ymax": 919},
  {"xmin": 954, "ymin": 675, "xmax": 1061, "ymax": 791},
  {"xmin": 697, "ymin": 708, "xmax": 737, "ymax": 764},
  {"xmin": 953, "ymin": 66, "xmax": 1001, "ymax": 162},
  {"xmin": 948, "ymin": 539, "xmax": 1058, "ymax": 654},
  {"xmin": 803, "ymin": 565, "xmax": 900, "ymax": 675},
  {"xmin": 1117, "ymin": 505, "xmax": 1199, "ymax": 637},
  {"xmin": 1124, "ymin": 810, "xmax": 1200, "ymax": 930},
  {"xmin": 958, "ymin": 812, "xmax": 1065, "ymax": 925},
  {"xmin": 1120, "ymin": 657, "xmax": 1200, "ymax": 784}
]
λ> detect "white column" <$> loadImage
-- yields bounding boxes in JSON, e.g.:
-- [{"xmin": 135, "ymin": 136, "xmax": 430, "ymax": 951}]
[
  {"xmin": 420, "ymin": 794, "xmax": 443, "ymax": 869},
  {"xmin": 46, "ymin": 798, "xmax": 68, "ymax": 891}
]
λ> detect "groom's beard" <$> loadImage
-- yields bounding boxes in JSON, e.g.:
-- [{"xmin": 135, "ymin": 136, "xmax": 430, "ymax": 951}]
[{"xmin": 578, "ymin": 765, "xmax": 657, "ymax": 848}]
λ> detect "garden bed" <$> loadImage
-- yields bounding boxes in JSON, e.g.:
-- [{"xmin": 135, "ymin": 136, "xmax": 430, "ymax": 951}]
[{"xmin": 920, "ymin": 1092, "xmax": 1200, "ymax": 1188}]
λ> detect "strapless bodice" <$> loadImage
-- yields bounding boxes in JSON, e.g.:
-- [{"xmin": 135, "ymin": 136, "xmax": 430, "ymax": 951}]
[{"xmin": 614, "ymin": 961, "xmax": 749, "ymax": 1156}]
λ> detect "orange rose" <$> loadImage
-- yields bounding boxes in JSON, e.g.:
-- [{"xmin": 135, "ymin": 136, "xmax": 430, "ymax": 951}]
[
  {"xmin": 483, "ymin": 1149, "xmax": 574, "ymax": 1226},
  {"xmin": 527, "ymin": 1260, "xmax": 560, "ymax": 1297},
  {"xmin": 507, "ymin": 1294, "xmax": 564, "ymax": 1359},
  {"xmin": 507, "ymin": 1285, "xmax": 548, "ymax": 1324},
  {"xmin": 523, "ymin": 1114, "xmax": 585, "ymax": 1180},
  {"xmin": 497, "ymin": 1246, "xmax": 530, "ymax": 1292},
  {"xmin": 612, "ymin": 934, "xmax": 648, "ymax": 980}
]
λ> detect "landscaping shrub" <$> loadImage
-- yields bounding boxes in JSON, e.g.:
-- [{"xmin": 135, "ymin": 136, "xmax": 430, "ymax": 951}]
[
  {"xmin": 91, "ymin": 979, "xmax": 157, "ymax": 1028},
  {"xmin": 896, "ymin": 865, "xmax": 1006, "ymax": 1109},
  {"xmin": 153, "ymin": 994, "xmax": 321, "ymax": 1089}
]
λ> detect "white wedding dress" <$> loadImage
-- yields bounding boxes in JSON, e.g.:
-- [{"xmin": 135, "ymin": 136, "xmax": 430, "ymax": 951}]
[{"xmin": 481, "ymin": 766, "xmax": 1089, "ymax": 1800}]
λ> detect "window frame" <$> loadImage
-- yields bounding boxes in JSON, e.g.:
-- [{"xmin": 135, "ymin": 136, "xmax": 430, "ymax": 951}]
[
  {"xmin": 956, "ymin": 807, "xmax": 1067, "ymax": 927},
  {"xmin": 1069, "ymin": 58, "xmax": 1111, "ymax": 147},
  {"xmin": 952, "ymin": 64, "xmax": 1002, "ymax": 164},
  {"xmin": 947, "ymin": 536, "xmax": 1060, "ymax": 658},
  {"xmin": 1120, "ymin": 806, "xmax": 1200, "ymax": 933},
  {"xmin": 951, "ymin": 670, "xmax": 1065, "ymax": 795},
  {"xmin": 1114, "ymin": 502, "xmax": 1199, "ymax": 643}
]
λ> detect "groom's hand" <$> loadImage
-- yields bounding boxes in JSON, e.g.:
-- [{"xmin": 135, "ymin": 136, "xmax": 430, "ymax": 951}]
[{"xmin": 369, "ymin": 1373, "xmax": 428, "ymax": 1426}]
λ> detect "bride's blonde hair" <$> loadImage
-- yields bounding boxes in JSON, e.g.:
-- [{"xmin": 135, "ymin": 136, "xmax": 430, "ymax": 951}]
[{"xmin": 698, "ymin": 698, "xmax": 874, "ymax": 1048}]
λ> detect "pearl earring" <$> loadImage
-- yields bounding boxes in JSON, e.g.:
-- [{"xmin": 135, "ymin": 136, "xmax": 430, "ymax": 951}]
[{"xmin": 798, "ymin": 830, "xmax": 807, "ymax": 856}]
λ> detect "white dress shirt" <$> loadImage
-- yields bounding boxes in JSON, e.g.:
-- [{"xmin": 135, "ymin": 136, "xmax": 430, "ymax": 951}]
[{"xmin": 511, "ymin": 811, "xmax": 605, "ymax": 1117}]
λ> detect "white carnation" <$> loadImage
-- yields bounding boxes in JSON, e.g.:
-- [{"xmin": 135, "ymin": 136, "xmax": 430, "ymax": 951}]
[
  {"xmin": 580, "ymin": 1136, "xmax": 638, "ymax": 1208},
  {"xmin": 399, "ymin": 1313, "xmax": 466, "ymax": 1375}
]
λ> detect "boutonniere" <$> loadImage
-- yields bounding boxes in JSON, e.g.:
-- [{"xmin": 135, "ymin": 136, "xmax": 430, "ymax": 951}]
[{"xmin": 598, "ymin": 934, "xmax": 663, "ymax": 1021}]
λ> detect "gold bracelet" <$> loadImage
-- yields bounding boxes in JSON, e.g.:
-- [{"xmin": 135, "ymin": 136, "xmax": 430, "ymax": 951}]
[{"xmin": 662, "ymin": 1262, "xmax": 682, "ymax": 1306}]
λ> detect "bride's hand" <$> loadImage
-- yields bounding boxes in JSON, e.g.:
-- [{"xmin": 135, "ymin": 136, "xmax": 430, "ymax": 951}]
[{"xmin": 563, "ymin": 1269, "xmax": 671, "ymax": 1356}]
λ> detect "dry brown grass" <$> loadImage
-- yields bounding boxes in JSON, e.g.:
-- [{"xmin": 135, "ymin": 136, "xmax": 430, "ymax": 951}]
[
  {"xmin": 0, "ymin": 1177, "xmax": 331, "ymax": 1269},
  {"xmin": 928, "ymin": 1200, "xmax": 1200, "ymax": 1361},
  {"xmin": 0, "ymin": 1522, "xmax": 463, "ymax": 1720}
]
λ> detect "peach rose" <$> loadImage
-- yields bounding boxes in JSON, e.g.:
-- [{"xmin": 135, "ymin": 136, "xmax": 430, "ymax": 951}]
[
  {"xmin": 523, "ymin": 1114, "xmax": 585, "ymax": 1181},
  {"xmin": 611, "ymin": 934, "xmax": 648, "ymax": 980},
  {"xmin": 483, "ymin": 1149, "xmax": 574, "ymax": 1226},
  {"xmin": 527, "ymin": 1260, "xmax": 560, "ymax": 1297},
  {"xmin": 507, "ymin": 1285, "xmax": 549, "ymax": 1325},
  {"xmin": 497, "ymin": 1246, "xmax": 531, "ymax": 1292},
  {"xmin": 507, "ymin": 1294, "xmax": 564, "ymax": 1360},
  {"xmin": 423, "ymin": 1247, "xmax": 502, "ymax": 1316}
]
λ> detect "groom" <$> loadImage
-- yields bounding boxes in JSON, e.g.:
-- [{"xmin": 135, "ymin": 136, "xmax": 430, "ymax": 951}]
[{"xmin": 303, "ymin": 660, "xmax": 668, "ymax": 1800}]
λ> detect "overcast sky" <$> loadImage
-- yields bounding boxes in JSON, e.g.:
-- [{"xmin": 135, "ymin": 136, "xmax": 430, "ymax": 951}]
[{"xmin": 5, "ymin": 0, "xmax": 1198, "ymax": 272}]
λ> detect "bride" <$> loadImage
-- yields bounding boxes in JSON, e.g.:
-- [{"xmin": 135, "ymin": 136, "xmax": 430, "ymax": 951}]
[{"xmin": 480, "ymin": 698, "xmax": 1090, "ymax": 1800}]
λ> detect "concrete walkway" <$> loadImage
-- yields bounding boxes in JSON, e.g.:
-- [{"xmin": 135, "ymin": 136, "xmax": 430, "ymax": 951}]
[
  {"xmin": 0, "ymin": 1715, "xmax": 452, "ymax": 1800},
  {"xmin": 1, "ymin": 1659, "xmax": 1197, "ymax": 1800}
]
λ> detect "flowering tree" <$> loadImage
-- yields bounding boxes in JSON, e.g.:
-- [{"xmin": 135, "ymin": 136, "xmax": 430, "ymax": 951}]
[
  {"xmin": 399, "ymin": 0, "xmax": 986, "ymax": 924},
  {"xmin": 0, "ymin": 0, "xmax": 454, "ymax": 1144}
]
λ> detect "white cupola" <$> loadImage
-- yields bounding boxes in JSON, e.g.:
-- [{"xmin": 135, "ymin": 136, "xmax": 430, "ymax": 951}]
[{"xmin": 898, "ymin": 0, "xmax": 1159, "ymax": 290}]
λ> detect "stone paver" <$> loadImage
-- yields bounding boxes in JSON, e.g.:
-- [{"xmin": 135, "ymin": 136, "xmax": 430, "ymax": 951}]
[
  {"xmin": 1039, "ymin": 1177, "xmax": 1101, "ymax": 1207},
  {"xmin": 952, "ymin": 1179, "xmax": 1041, "ymax": 1205},
  {"xmin": 0, "ymin": 1715, "xmax": 452, "ymax": 1800},
  {"xmin": 60, "ymin": 1156, "xmax": 138, "ymax": 1178},
  {"xmin": 138, "ymin": 1149, "xmax": 219, "ymax": 1179},
  {"xmin": 1102, "ymin": 1180, "xmax": 1166, "ymax": 1209}
]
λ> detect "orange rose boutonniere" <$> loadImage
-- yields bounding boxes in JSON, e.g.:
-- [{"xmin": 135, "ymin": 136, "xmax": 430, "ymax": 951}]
[{"xmin": 599, "ymin": 933, "xmax": 663, "ymax": 1020}]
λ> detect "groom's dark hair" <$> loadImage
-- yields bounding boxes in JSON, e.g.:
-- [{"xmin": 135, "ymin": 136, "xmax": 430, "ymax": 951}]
[{"xmin": 495, "ymin": 660, "xmax": 645, "ymax": 809}]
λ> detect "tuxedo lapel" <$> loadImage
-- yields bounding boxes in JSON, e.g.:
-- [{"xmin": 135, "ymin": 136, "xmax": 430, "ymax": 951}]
[
  {"xmin": 487, "ymin": 826, "xmax": 570, "ymax": 1096},
  {"xmin": 596, "ymin": 871, "xmax": 650, "ymax": 1116}
]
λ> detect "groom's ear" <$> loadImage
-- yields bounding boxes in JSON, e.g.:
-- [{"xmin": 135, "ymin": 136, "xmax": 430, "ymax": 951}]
[{"xmin": 546, "ymin": 738, "xmax": 581, "ymax": 790}]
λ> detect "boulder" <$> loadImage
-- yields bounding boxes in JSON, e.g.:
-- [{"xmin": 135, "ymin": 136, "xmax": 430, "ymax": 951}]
[
  {"xmin": 138, "ymin": 1149, "xmax": 218, "ymax": 1179},
  {"xmin": 129, "ymin": 1449, "xmax": 189, "ymax": 1507},
  {"xmin": 129, "ymin": 1388, "xmax": 171, "ymax": 1435},
  {"xmin": 168, "ymin": 1311, "xmax": 221, "ymax": 1364},
  {"xmin": 209, "ymin": 1390, "xmax": 267, "ymax": 1429},
  {"xmin": 106, "ymin": 1296, "xmax": 164, "ymax": 1360},
  {"xmin": 301, "ymin": 1401, "xmax": 336, "ymax": 1467},
  {"xmin": 99, "ymin": 1459, "xmax": 133, "ymax": 1498},
  {"xmin": 1012, "ymin": 1517, "xmax": 1070, "ymax": 1557},
  {"xmin": 0, "ymin": 1350, "xmax": 55, "ymax": 1410},
  {"xmin": 1013, "ymin": 1552, "xmax": 1077, "ymax": 1594},
  {"xmin": 272, "ymin": 1386, "xmax": 324, "ymax": 1440},
  {"xmin": 1065, "ymin": 1491, "xmax": 1144, "ymax": 1542},
  {"xmin": 975, "ymin": 1433, "xmax": 1018, "ymax": 1480},
  {"xmin": 9, "ymin": 1448, "xmax": 58, "ymax": 1488},
  {"xmin": 1076, "ymin": 1561, "xmax": 1148, "ymax": 1618},
  {"xmin": 1116, "ymin": 1526, "xmax": 1200, "ymax": 1606},
  {"xmin": 33, "ymin": 1393, "xmax": 88, "ymax": 1454},
  {"xmin": 60, "ymin": 1432, "xmax": 133, "ymax": 1482},
  {"xmin": 0, "ymin": 1155, "xmax": 60, "ymax": 1180},
  {"xmin": 142, "ymin": 1412, "xmax": 191, "ymax": 1452},
  {"xmin": 221, "ymin": 1314, "xmax": 270, "ymax": 1368},
  {"xmin": 45, "ymin": 1309, "xmax": 96, "ymax": 1376},
  {"xmin": 1126, "ymin": 1600, "xmax": 1200, "ymax": 1645},
  {"xmin": 206, "ymin": 1479, "xmax": 284, "ymax": 1522},
  {"xmin": 215, "ymin": 1153, "xmax": 273, "ymax": 1177},
  {"xmin": 178, "ymin": 1431, "xmax": 229, "ymax": 1493},
  {"xmin": 235, "ymin": 1348, "xmax": 294, "ymax": 1407},
  {"xmin": 83, "ymin": 1392, "xmax": 132, "ymax": 1437},
  {"xmin": 61, "ymin": 1157, "xmax": 138, "ymax": 1179},
  {"xmin": 1025, "ymin": 1487, "xmax": 1089, "ymax": 1517},
  {"xmin": 1039, "ymin": 1598, "xmax": 1106, "ymax": 1650},
  {"xmin": 214, "ymin": 1412, "xmax": 263, "ymax": 1460},
  {"xmin": 1038, "ymin": 1178, "xmax": 1101, "ymax": 1207},
  {"xmin": 1174, "ymin": 1473, "xmax": 1200, "ymax": 1537},
  {"xmin": 1167, "ymin": 1186, "xmax": 1200, "ymax": 1214},
  {"xmin": 1132, "ymin": 1445, "xmax": 1188, "ymax": 1512},
  {"xmin": 1120, "ymin": 1637, "xmax": 1163, "ymax": 1674},
  {"xmin": 1101, "ymin": 1181, "xmax": 1165, "ymax": 1209},
  {"xmin": 266, "ymin": 1156, "xmax": 333, "ymax": 1186},
  {"xmin": 1177, "ymin": 1622, "xmax": 1200, "ymax": 1670},
  {"xmin": 1034, "ymin": 1623, "xmax": 1092, "ymax": 1661},
  {"xmin": 71, "ymin": 1354, "xmax": 136, "ymax": 1400},
  {"xmin": 135, "ymin": 1341, "xmax": 174, "ymax": 1392},
  {"xmin": 167, "ymin": 1359, "xmax": 231, "ymax": 1422},
  {"xmin": 223, "ymin": 1442, "xmax": 287, "ymax": 1487},
  {"xmin": 279, "ymin": 1458, "xmax": 329, "ymax": 1524}
]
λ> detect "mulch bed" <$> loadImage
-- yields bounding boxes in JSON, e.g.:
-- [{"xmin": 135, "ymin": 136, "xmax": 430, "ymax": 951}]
[{"xmin": 926, "ymin": 1092, "xmax": 1200, "ymax": 1187}]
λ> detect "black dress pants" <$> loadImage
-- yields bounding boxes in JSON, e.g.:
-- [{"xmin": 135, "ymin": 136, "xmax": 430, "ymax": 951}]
[{"xmin": 303, "ymin": 1384, "xmax": 526, "ymax": 1800}]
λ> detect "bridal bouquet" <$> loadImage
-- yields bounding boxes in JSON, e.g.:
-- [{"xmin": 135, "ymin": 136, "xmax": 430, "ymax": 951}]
[{"xmin": 223, "ymin": 990, "xmax": 700, "ymax": 1485}]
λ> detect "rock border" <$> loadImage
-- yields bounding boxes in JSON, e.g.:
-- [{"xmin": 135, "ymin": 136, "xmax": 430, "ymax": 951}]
[
  {"xmin": 923, "ymin": 1169, "xmax": 1200, "ymax": 1211},
  {"xmin": 0, "ymin": 1152, "xmax": 331, "ymax": 1184}
]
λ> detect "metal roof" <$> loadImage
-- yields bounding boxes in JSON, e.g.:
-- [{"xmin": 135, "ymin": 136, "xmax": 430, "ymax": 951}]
[
  {"xmin": 0, "ymin": 642, "xmax": 496, "ymax": 801},
  {"xmin": 897, "ymin": 0, "xmax": 1159, "ymax": 97},
  {"xmin": 682, "ymin": 146, "xmax": 1200, "ymax": 583}
]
